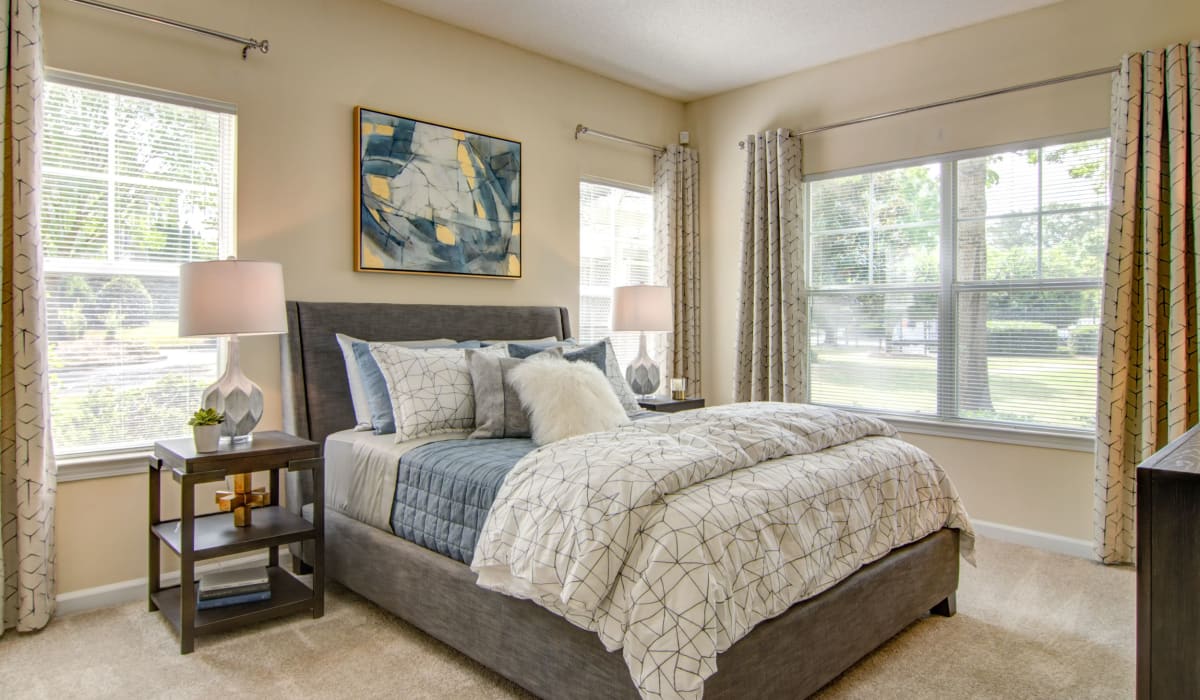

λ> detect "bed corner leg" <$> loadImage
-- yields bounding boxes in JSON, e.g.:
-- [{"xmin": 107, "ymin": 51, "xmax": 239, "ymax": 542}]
[{"xmin": 931, "ymin": 593, "xmax": 956, "ymax": 617}]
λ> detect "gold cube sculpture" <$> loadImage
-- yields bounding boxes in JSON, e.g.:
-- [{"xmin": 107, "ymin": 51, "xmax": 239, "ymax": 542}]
[{"xmin": 215, "ymin": 474, "xmax": 268, "ymax": 527}]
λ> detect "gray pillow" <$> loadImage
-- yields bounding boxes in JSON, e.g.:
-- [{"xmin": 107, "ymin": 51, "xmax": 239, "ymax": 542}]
[
  {"xmin": 508, "ymin": 339, "xmax": 605, "ymax": 374},
  {"xmin": 467, "ymin": 347, "xmax": 564, "ymax": 439}
]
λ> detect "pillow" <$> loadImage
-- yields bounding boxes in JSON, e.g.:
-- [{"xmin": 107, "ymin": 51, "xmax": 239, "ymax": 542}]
[
  {"xmin": 370, "ymin": 343, "xmax": 508, "ymax": 442},
  {"xmin": 508, "ymin": 339, "xmax": 606, "ymax": 374},
  {"xmin": 509, "ymin": 356, "xmax": 630, "ymax": 445},
  {"xmin": 466, "ymin": 347, "xmax": 564, "ymax": 439},
  {"xmin": 336, "ymin": 333, "xmax": 455, "ymax": 431},
  {"xmin": 598, "ymin": 338, "xmax": 642, "ymax": 414},
  {"xmin": 481, "ymin": 336, "xmax": 561, "ymax": 346},
  {"xmin": 356, "ymin": 340, "xmax": 484, "ymax": 435},
  {"xmin": 508, "ymin": 337, "xmax": 639, "ymax": 414}
]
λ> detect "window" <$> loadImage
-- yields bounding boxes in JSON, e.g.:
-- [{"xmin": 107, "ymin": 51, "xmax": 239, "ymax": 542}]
[
  {"xmin": 579, "ymin": 180, "xmax": 657, "ymax": 369},
  {"xmin": 806, "ymin": 135, "xmax": 1108, "ymax": 434},
  {"xmin": 42, "ymin": 74, "xmax": 235, "ymax": 456}
]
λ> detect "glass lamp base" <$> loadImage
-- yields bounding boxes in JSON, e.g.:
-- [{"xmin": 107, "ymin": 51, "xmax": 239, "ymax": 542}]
[
  {"xmin": 201, "ymin": 336, "xmax": 264, "ymax": 440},
  {"xmin": 625, "ymin": 331, "xmax": 661, "ymax": 396}
]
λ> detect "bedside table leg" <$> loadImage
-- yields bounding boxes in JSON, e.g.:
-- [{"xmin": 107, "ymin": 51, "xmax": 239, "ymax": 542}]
[
  {"xmin": 180, "ymin": 483, "xmax": 196, "ymax": 655},
  {"xmin": 268, "ymin": 470, "xmax": 280, "ymax": 569},
  {"xmin": 312, "ymin": 461, "xmax": 325, "ymax": 618},
  {"xmin": 148, "ymin": 460, "xmax": 161, "ymax": 612}
]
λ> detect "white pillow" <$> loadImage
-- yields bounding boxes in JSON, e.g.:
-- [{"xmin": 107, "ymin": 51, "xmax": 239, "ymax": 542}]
[
  {"xmin": 370, "ymin": 343, "xmax": 508, "ymax": 442},
  {"xmin": 509, "ymin": 356, "xmax": 629, "ymax": 445},
  {"xmin": 335, "ymin": 333, "xmax": 454, "ymax": 431}
]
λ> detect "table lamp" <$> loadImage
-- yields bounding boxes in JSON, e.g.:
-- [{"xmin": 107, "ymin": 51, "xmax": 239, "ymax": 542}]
[
  {"xmin": 612, "ymin": 284, "xmax": 672, "ymax": 396},
  {"xmin": 179, "ymin": 259, "xmax": 286, "ymax": 443}
]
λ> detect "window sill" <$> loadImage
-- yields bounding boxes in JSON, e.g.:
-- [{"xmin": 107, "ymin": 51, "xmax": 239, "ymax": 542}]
[
  {"xmin": 57, "ymin": 448, "xmax": 154, "ymax": 482},
  {"xmin": 841, "ymin": 411, "xmax": 1096, "ymax": 453}
]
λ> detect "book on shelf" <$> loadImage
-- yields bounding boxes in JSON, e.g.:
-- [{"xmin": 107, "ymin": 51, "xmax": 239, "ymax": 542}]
[
  {"xmin": 196, "ymin": 589, "xmax": 272, "ymax": 610},
  {"xmin": 198, "ymin": 581, "xmax": 271, "ymax": 601},
  {"xmin": 198, "ymin": 566, "xmax": 269, "ymax": 595}
]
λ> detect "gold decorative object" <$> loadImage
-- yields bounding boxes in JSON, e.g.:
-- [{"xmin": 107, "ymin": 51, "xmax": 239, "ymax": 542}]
[
  {"xmin": 215, "ymin": 474, "xmax": 268, "ymax": 527},
  {"xmin": 671, "ymin": 378, "xmax": 687, "ymax": 401}
]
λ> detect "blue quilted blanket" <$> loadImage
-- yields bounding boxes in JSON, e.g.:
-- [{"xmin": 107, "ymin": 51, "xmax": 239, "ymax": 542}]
[{"xmin": 390, "ymin": 438, "xmax": 537, "ymax": 564}]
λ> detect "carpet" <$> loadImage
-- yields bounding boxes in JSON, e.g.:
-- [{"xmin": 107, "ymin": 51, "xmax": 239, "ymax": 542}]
[{"xmin": 0, "ymin": 536, "xmax": 1134, "ymax": 699}]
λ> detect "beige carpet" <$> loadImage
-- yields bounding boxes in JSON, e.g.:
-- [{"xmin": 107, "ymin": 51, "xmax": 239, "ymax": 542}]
[{"xmin": 0, "ymin": 536, "xmax": 1133, "ymax": 699}]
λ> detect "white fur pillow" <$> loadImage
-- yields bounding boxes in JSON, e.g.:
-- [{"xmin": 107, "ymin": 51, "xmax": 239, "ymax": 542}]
[{"xmin": 509, "ymin": 356, "xmax": 629, "ymax": 445}]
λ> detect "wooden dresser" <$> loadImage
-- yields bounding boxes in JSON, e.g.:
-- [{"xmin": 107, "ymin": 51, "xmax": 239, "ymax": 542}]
[{"xmin": 1137, "ymin": 424, "xmax": 1200, "ymax": 699}]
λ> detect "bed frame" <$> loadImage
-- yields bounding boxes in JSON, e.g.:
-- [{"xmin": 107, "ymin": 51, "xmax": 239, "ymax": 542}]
[{"xmin": 281, "ymin": 301, "xmax": 959, "ymax": 699}]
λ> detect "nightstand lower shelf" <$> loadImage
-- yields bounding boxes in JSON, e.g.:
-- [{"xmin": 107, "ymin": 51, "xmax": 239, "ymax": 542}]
[
  {"xmin": 151, "ymin": 506, "xmax": 316, "ymax": 560},
  {"xmin": 151, "ymin": 566, "xmax": 314, "ymax": 638}
]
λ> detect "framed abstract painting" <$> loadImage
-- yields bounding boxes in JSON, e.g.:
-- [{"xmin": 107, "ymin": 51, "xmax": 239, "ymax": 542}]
[{"xmin": 355, "ymin": 106, "xmax": 522, "ymax": 278}]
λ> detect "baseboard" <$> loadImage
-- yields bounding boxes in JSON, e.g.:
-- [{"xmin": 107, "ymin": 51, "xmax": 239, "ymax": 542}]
[
  {"xmin": 972, "ymin": 519, "xmax": 1096, "ymax": 560},
  {"xmin": 55, "ymin": 553, "xmax": 271, "ymax": 617}
]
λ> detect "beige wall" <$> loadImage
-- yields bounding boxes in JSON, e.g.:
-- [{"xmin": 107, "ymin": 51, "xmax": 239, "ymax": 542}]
[
  {"xmin": 49, "ymin": 0, "xmax": 1200, "ymax": 595},
  {"xmin": 45, "ymin": 0, "xmax": 683, "ymax": 594},
  {"xmin": 685, "ymin": 0, "xmax": 1200, "ymax": 543}
]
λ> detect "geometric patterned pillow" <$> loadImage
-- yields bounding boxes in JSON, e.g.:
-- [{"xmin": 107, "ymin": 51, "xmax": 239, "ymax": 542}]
[{"xmin": 369, "ymin": 343, "xmax": 508, "ymax": 442}]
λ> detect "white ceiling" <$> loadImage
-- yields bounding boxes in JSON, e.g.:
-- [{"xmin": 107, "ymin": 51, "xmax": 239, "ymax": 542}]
[{"xmin": 380, "ymin": 0, "xmax": 1062, "ymax": 101}]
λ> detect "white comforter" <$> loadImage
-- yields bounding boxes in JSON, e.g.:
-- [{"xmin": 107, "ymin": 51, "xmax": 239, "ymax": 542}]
[{"xmin": 472, "ymin": 402, "xmax": 974, "ymax": 700}]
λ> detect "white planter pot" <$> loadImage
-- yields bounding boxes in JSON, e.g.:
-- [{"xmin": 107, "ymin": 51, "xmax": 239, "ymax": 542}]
[{"xmin": 193, "ymin": 424, "xmax": 222, "ymax": 453}]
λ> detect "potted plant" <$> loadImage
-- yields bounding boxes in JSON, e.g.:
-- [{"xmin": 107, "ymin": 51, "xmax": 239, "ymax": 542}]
[{"xmin": 188, "ymin": 408, "xmax": 225, "ymax": 453}]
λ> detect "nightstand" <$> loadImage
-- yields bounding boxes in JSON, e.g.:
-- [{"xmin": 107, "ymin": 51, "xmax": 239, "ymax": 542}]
[
  {"xmin": 638, "ymin": 397, "xmax": 706, "ymax": 413},
  {"xmin": 149, "ymin": 430, "xmax": 324, "ymax": 654}
]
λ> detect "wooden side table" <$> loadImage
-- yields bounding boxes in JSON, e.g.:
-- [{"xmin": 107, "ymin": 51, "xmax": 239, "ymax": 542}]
[
  {"xmin": 149, "ymin": 430, "xmax": 324, "ymax": 654},
  {"xmin": 638, "ymin": 397, "xmax": 706, "ymax": 413}
]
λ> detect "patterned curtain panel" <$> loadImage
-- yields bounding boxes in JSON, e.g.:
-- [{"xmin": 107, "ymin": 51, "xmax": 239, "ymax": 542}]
[
  {"xmin": 1095, "ymin": 41, "xmax": 1200, "ymax": 565},
  {"xmin": 653, "ymin": 145, "xmax": 701, "ymax": 395},
  {"xmin": 733, "ymin": 129, "xmax": 806, "ymax": 403},
  {"xmin": 1, "ymin": 0, "xmax": 55, "ymax": 634}
]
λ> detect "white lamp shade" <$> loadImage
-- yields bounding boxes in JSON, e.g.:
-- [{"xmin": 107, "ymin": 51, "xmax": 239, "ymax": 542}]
[
  {"xmin": 178, "ymin": 260, "xmax": 287, "ymax": 337},
  {"xmin": 611, "ymin": 285, "xmax": 672, "ymax": 333}
]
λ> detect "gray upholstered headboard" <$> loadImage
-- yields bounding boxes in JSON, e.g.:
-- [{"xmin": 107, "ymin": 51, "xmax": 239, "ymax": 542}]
[{"xmin": 280, "ymin": 301, "xmax": 571, "ymax": 448}]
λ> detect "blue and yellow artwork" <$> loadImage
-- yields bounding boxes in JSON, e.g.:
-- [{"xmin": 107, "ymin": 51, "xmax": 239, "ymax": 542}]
[{"xmin": 355, "ymin": 107, "xmax": 521, "ymax": 278}]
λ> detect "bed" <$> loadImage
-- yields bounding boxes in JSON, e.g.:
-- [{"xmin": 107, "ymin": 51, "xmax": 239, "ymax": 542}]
[{"xmin": 281, "ymin": 301, "xmax": 967, "ymax": 700}]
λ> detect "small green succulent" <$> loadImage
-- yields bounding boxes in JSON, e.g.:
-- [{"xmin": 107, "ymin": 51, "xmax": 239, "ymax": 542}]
[{"xmin": 188, "ymin": 407, "xmax": 225, "ymax": 427}]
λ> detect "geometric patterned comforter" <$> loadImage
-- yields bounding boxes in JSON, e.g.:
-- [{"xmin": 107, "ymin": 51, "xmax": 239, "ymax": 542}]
[{"xmin": 472, "ymin": 402, "xmax": 974, "ymax": 700}]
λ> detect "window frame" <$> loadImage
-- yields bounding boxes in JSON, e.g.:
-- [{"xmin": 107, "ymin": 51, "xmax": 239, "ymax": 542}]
[
  {"xmin": 803, "ymin": 130, "xmax": 1108, "ymax": 452},
  {"xmin": 577, "ymin": 176, "xmax": 668, "ymax": 375},
  {"xmin": 45, "ymin": 69, "xmax": 238, "ymax": 480}
]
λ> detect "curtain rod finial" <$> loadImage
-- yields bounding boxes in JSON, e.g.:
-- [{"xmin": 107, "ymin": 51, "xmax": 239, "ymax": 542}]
[{"xmin": 574, "ymin": 124, "xmax": 588, "ymax": 140}]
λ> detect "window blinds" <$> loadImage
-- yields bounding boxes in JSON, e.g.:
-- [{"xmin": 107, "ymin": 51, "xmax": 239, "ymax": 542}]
[
  {"xmin": 42, "ymin": 79, "xmax": 235, "ymax": 455},
  {"xmin": 806, "ymin": 137, "xmax": 1108, "ymax": 433},
  {"xmin": 578, "ymin": 181, "xmax": 656, "ymax": 370}
]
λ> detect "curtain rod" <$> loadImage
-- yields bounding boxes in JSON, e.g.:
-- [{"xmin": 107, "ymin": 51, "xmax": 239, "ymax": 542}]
[
  {"xmin": 738, "ymin": 65, "xmax": 1117, "ymax": 149},
  {"xmin": 64, "ymin": 0, "xmax": 269, "ymax": 59},
  {"xmin": 575, "ymin": 124, "xmax": 666, "ymax": 154}
]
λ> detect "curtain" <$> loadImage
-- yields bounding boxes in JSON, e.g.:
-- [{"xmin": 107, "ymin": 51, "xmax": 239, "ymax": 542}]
[
  {"xmin": 733, "ymin": 129, "xmax": 806, "ymax": 403},
  {"xmin": 1095, "ymin": 41, "xmax": 1200, "ymax": 565},
  {"xmin": 653, "ymin": 145, "xmax": 701, "ymax": 395},
  {"xmin": 1, "ymin": 0, "xmax": 55, "ymax": 633}
]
